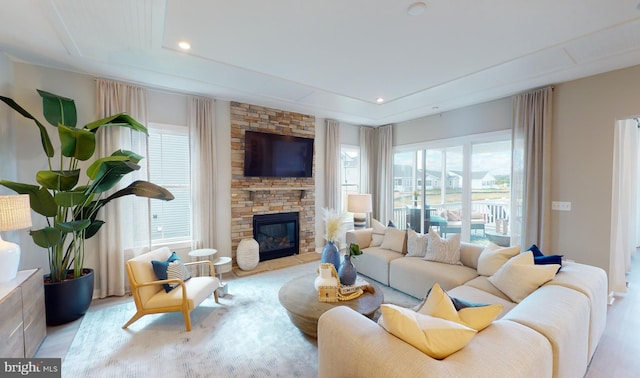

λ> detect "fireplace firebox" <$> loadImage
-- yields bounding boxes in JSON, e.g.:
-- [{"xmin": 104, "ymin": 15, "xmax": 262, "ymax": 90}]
[{"xmin": 253, "ymin": 212, "xmax": 299, "ymax": 261}]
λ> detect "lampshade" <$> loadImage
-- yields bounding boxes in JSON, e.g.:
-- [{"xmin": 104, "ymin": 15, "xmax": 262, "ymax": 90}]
[
  {"xmin": 347, "ymin": 194, "xmax": 372, "ymax": 214},
  {"xmin": 0, "ymin": 194, "xmax": 32, "ymax": 283},
  {"xmin": 0, "ymin": 194, "xmax": 32, "ymax": 231}
]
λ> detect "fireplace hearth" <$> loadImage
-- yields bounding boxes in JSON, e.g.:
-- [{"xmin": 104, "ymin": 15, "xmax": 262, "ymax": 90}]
[{"xmin": 253, "ymin": 212, "xmax": 300, "ymax": 261}]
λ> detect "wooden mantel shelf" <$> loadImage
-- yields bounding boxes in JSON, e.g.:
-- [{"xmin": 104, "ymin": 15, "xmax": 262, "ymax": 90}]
[{"xmin": 245, "ymin": 187, "xmax": 313, "ymax": 200}]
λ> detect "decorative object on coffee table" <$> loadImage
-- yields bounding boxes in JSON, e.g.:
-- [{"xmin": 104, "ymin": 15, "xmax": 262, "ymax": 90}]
[
  {"xmin": 237, "ymin": 238, "xmax": 259, "ymax": 270},
  {"xmin": 314, "ymin": 263, "xmax": 339, "ymax": 292},
  {"xmin": 321, "ymin": 208, "xmax": 345, "ymax": 272},
  {"xmin": 338, "ymin": 243, "xmax": 362, "ymax": 285}
]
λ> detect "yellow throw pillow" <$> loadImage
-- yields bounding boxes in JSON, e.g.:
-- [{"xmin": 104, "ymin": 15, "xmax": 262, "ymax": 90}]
[
  {"xmin": 417, "ymin": 283, "xmax": 503, "ymax": 331},
  {"xmin": 378, "ymin": 304, "xmax": 477, "ymax": 359},
  {"xmin": 477, "ymin": 243, "xmax": 521, "ymax": 276},
  {"xmin": 488, "ymin": 251, "xmax": 561, "ymax": 303}
]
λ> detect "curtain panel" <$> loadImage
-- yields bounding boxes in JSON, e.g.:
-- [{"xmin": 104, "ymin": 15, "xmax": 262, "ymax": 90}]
[
  {"xmin": 511, "ymin": 86, "xmax": 553, "ymax": 250},
  {"xmin": 325, "ymin": 120, "xmax": 340, "ymax": 210},
  {"xmin": 188, "ymin": 96, "xmax": 217, "ymax": 250},
  {"xmin": 375, "ymin": 125, "xmax": 394, "ymax": 224},
  {"xmin": 95, "ymin": 78, "xmax": 149, "ymax": 298}
]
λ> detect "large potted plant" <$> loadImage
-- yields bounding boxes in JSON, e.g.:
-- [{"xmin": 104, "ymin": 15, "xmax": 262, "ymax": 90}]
[{"xmin": 0, "ymin": 89, "xmax": 174, "ymax": 325}]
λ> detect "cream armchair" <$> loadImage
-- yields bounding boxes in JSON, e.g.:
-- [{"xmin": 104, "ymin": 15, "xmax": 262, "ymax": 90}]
[{"xmin": 123, "ymin": 247, "xmax": 220, "ymax": 331}]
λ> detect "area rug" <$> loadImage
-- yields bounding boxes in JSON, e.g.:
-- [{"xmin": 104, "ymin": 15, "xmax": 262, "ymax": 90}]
[{"xmin": 61, "ymin": 261, "xmax": 420, "ymax": 378}]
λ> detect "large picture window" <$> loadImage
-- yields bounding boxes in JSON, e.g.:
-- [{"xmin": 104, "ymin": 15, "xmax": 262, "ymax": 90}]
[
  {"xmin": 340, "ymin": 145, "xmax": 360, "ymax": 212},
  {"xmin": 148, "ymin": 123, "xmax": 192, "ymax": 245},
  {"xmin": 393, "ymin": 131, "xmax": 511, "ymax": 245}
]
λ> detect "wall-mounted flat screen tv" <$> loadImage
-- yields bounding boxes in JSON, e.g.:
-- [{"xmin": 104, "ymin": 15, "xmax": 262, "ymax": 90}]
[{"xmin": 244, "ymin": 131, "xmax": 314, "ymax": 178}]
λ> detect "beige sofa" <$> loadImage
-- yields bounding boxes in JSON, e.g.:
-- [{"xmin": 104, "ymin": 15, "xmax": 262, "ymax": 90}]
[{"xmin": 317, "ymin": 228, "xmax": 608, "ymax": 378}]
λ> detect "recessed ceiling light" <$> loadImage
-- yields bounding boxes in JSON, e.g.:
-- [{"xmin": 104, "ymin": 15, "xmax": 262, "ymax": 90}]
[
  {"xmin": 376, "ymin": 97, "xmax": 385, "ymax": 104},
  {"xmin": 178, "ymin": 41, "xmax": 191, "ymax": 50},
  {"xmin": 407, "ymin": 2, "xmax": 427, "ymax": 16}
]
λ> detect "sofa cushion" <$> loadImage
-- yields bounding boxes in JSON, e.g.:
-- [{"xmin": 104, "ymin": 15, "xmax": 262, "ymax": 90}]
[
  {"xmin": 424, "ymin": 230, "xmax": 461, "ymax": 265},
  {"xmin": 151, "ymin": 251, "xmax": 192, "ymax": 292},
  {"xmin": 380, "ymin": 227, "xmax": 406, "ymax": 253},
  {"xmin": 378, "ymin": 304, "xmax": 477, "ymax": 359},
  {"xmin": 488, "ymin": 252, "xmax": 560, "ymax": 303},
  {"xmin": 416, "ymin": 283, "xmax": 502, "ymax": 331},
  {"xmin": 354, "ymin": 247, "xmax": 404, "ymax": 285},
  {"xmin": 389, "ymin": 257, "xmax": 478, "ymax": 298},
  {"xmin": 407, "ymin": 229, "xmax": 428, "ymax": 257},
  {"xmin": 477, "ymin": 243, "xmax": 520, "ymax": 276},
  {"xmin": 370, "ymin": 218, "xmax": 386, "ymax": 247},
  {"xmin": 463, "ymin": 276, "xmax": 513, "ymax": 302}
]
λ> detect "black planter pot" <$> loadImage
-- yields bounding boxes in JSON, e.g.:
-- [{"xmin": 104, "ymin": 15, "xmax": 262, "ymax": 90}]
[{"xmin": 44, "ymin": 268, "xmax": 95, "ymax": 326}]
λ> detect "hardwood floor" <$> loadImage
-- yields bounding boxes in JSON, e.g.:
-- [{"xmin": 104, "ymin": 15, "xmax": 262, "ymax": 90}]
[{"xmin": 36, "ymin": 258, "xmax": 640, "ymax": 377}]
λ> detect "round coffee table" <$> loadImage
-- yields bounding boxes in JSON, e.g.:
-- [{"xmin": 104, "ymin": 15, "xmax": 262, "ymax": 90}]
[{"xmin": 278, "ymin": 273, "xmax": 383, "ymax": 338}]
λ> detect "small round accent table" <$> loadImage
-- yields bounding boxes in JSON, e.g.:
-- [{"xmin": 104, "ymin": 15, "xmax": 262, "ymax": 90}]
[
  {"xmin": 188, "ymin": 248, "xmax": 218, "ymax": 276},
  {"xmin": 278, "ymin": 273, "xmax": 383, "ymax": 338},
  {"xmin": 212, "ymin": 256, "xmax": 232, "ymax": 297}
]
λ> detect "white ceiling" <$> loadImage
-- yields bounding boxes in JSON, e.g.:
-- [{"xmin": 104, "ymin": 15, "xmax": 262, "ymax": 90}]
[{"xmin": 1, "ymin": 0, "xmax": 640, "ymax": 126}]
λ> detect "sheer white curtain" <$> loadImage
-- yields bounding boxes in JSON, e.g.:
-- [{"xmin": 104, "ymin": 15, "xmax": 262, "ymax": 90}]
[
  {"xmin": 188, "ymin": 96, "xmax": 217, "ymax": 249},
  {"xmin": 95, "ymin": 79, "xmax": 149, "ymax": 298},
  {"xmin": 511, "ymin": 86, "xmax": 553, "ymax": 249},
  {"xmin": 609, "ymin": 119, "xmax": 638, "ymax": 294},
  {"xmin": 325, "ymin": 120, "xmax": 340, "ymax": 210},
  {"xmin": 375, "ymin": 125, "xmax": 394, "ymax": 224},
  {"xmin": 359, "ymin": 126, "xmax": 375, "ymax": 195}
]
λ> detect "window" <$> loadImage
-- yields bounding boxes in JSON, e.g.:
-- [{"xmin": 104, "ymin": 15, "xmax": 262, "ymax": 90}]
[
  {"xmin": 393, "ymin": 131, "xmax": 511, "ymax": 244},
  {"xmin": 148, "ymin": 123, "xmax": 191, "ymax": 245},
  {"xmin": 340, "ymin": 145, "xmax": 360, "ymax": 212}
]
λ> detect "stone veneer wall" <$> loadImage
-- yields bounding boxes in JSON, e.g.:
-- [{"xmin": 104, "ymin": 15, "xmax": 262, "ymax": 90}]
[{"xmin": 230, "ymin": 102, "xmax": 316, "ymax": 265}]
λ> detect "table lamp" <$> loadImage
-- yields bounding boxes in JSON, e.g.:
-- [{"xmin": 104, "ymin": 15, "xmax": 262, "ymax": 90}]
[
  {"xmin": 348, "ymin": 193, "xmax": 372, "ymax": 229},
  {"xmin": 0, "ymin": 194, "xmax": 32, "ymax": 283}
]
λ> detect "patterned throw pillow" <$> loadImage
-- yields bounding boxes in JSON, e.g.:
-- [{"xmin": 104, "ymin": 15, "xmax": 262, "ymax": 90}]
[
  {"xmin": 407, "ymin": 228, "xmax": 428, "ymax": 257},
  {"xmin": 424, "ymin": 229, "xmax": 461, "ymax": 265},
  {"xmin": 152, "ymin": 252, "xmax": 192, "ymax": 292}
]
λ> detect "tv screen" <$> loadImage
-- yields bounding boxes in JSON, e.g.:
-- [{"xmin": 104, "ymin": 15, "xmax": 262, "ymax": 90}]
[{"xmin": 244, "ymin": 131, "xmax": 314, "ymax": 177}]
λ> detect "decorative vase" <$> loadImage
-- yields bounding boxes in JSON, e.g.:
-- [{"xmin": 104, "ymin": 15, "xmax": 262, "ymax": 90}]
[
  {"xmin": 338, "ymin": 254, "xmax": 357, "ymax": 286},
  {"xmin": 237, "ymin": 238, "xmax": 260, "ymax": 271},
  {"xmin": 314, "ymin": 264, "xmax": 338, "ymax": 291},
  {"xmin": 321, "ymin": 241, "xmax": 340, "ymax": 273}
]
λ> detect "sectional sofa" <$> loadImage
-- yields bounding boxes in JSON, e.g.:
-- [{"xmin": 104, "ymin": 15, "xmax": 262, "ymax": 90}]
[{"xmin": 317, "ymin": 227, "xmax": 608, "ymax": 378}]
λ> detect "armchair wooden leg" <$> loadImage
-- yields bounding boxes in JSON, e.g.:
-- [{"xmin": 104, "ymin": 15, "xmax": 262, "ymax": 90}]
[
  {"xmin": 214, "ymin": 289, "xmax": 219, "ymax": 303},
  {"xmin": 182, "ymin": 309, "xmax": 192, "ymax": 332},
  {"xmin": 122, "ymin": 312, "xmax": 145, "ymax": 329}
]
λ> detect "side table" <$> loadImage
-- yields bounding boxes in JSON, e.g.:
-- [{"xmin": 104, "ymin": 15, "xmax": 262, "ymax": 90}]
[
  {"xmin": 213, "ymin": 256, "xmax": 232, "ymax": 297},
  {"xmin": 188, "ymin": 248, "xmax": 218, "ymax": 276}
]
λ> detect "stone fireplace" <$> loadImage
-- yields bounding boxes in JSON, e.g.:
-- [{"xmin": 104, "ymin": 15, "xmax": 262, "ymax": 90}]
[
  {"xmin": 253, "ymin": 212, "xmax": 299, "ymax": 261},
  {"xmin": 230, "ymin": 102, "xmax": 315, "ymax": 266}
]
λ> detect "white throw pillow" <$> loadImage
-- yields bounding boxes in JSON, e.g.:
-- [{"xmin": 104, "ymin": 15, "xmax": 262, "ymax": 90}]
[
  {"xmin": 380, "ymin": 227, "xmax": 406, "ymax": 253},
  {"xmin": 488, "ymin": 251, "xmax": 560, "ymax": 303},
  {"xmin": 406, "ymin": 229, "xmax": 428, "ymax": 257},
  {"xmin": 477, "ymin": 243, "xmax": 521, "ymax": 276},
  {"xmin": 370, "ymin": 218, "xmax": 386, "ymax": 247},
  {"xmin": 424, "ymin": 230, "xmax": 461, "ymax": 265},
  {"xmin": 378, "ymin": 304, "xmax": 477, "ymax": 359}
]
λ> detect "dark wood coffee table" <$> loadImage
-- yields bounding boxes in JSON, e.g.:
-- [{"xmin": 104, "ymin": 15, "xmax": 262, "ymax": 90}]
[{"xmin": 278, "ymin": 273, "xmax": 383, "ymax": 338}]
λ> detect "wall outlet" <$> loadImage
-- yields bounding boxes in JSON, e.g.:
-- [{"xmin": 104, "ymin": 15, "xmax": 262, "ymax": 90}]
[{"xmin": 551, "ymin": 201, "xmax": 571, "ymax": 211}]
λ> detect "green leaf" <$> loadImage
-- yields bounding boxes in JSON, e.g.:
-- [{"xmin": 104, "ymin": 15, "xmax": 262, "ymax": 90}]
[
  {"xmin": 101, "ymin": 180, "xmax": 174, "ymax": 205},
  {"xmin": 37, "ymin": 89, "xmax": 77, "ymax": 127},
  {"xmin": 84, "ymin": 220, "xmax": 105, "ymax": 239},
  {"xmin": 30, "ymin": 227, "xmax": 62, "ymax": 248},
  {"xmin": 54, "ymin": 191, "xmax": 88, "ymax": 208},
  {"xmin": 0, "ymin": 95, "xmax": 55, "ymax": 157},
  {"xmin": 58, "ymin": 124, "xmax": 96, "ymax": 160},
  {"xmin": 111, "ymin": 149, "xmax": 143, "ymax": 164},
  {"xmin": 85, "ymin": 160, "xmax": 140, "ymax": 194},
  {"xmin": 36, "ymin": 170, "xmax": 80, "ymax": 191},
  {"xmin": 55, "ymin": 219, "xmax": 91, "ymax": 233},
  {"xmin": 86, "ymin": 156, "xmax": 133, "ymax": 180},
  {"xmin": 84, "ymin": 113, "xmax": 147, "ymax": 135},
  {"xmin": 0, "ymin": 180, "xmax": 57, "ymax": 217}
]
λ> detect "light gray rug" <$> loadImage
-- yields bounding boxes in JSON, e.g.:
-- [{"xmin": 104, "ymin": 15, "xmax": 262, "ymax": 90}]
[{"xmin": 61, "ymin": 261, "xmax": 420, "ymax": 378}]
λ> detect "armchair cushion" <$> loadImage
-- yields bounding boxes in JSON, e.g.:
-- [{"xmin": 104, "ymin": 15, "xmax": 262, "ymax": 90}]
[{"xmin": 151, "ymin": 251, "xmax": 192, "ymax": 292}]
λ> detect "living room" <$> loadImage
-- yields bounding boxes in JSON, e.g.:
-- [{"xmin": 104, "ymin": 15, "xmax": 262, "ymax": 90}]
[{"xmin": 2, "ymin": 1, "xmax": 640, "ymax": 377}]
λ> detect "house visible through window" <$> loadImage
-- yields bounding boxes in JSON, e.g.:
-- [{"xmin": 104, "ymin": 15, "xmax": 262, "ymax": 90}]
[
  {"xmin": 340, "ymin": 145, "xmax": 360, "ymax": 212},
  {"xmin": 148, "ymin": 123, "xmax": 192, "ymax": 245}
]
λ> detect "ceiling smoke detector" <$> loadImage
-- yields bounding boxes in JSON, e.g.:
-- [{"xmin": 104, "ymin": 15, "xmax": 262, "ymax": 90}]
[{"xmin": 407, "ymin": 2, "xmax": 427, "ymax": 16}]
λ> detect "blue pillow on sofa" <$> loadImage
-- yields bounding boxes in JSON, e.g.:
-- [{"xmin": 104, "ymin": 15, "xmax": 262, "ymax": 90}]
[
  {"xmin": 526, "ymin": 244, "xmax": 563, "ymax": 271},
  {"xmin": 151, "ymin": 251, "xmax": 192, "ymax": 292}
]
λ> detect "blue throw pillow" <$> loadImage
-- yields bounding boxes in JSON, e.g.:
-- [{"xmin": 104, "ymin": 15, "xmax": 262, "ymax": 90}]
[
  {"xmin": 526, "ymin": 244, "xmax": 563, "ymax": 272},
  {"xmin": 388, "ymin": 220, "xmax": 397, "ymax": 228},
  {"xmin": 151, "ymin": 252, "xmax": 192, "ymax": 292}
]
